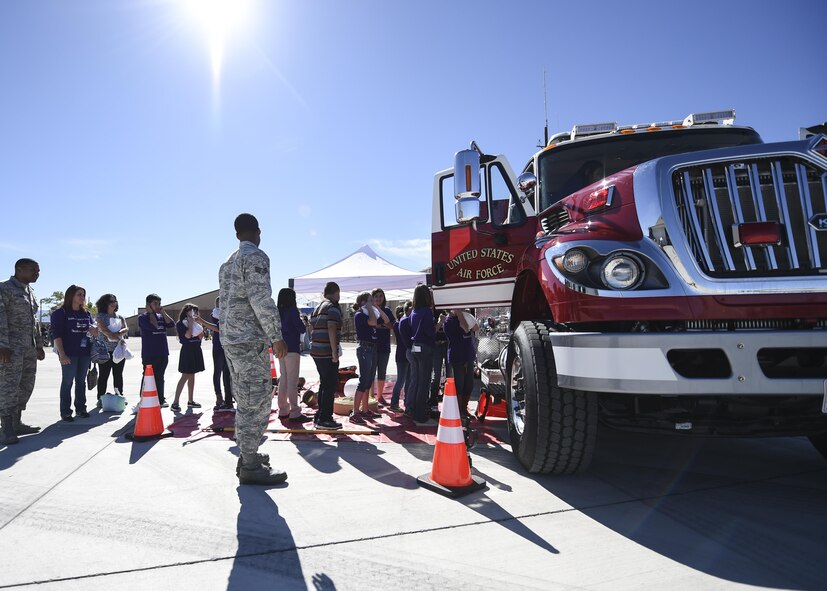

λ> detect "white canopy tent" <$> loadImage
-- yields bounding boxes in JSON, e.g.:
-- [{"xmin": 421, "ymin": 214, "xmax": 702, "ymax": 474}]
[{"xmin": 290, "ymin": 245, "xmax": 427, "ymax": 306}]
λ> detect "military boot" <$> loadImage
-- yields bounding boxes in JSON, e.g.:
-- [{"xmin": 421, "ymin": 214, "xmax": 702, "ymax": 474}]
[
  {"xmin": 238, "ymin": 455, "xmax": 287, "ymax": 485},
  {"xmin": 1, "ymin": 416, "xmax": 19, "ymax": 445},
  {"xmin": 15, "ymin": 411, "xmax": 40, "ymax": 435},
  {"xmin": 236, "ymin": 452, "xmax": 270, "ymax": 477}
]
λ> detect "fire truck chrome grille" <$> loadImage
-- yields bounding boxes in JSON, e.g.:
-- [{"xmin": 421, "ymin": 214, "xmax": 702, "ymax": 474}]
[
  {"xmin": 541, "ymin": 208, "xmax": 571, "ymax": 234},
  {"xmin": 671, "ymin": 156, "xmax": 827, "ymax": 277}
]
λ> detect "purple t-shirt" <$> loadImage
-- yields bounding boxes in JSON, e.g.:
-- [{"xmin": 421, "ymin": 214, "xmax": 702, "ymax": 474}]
[
  {"xmin": 50, "ymin": 307, "xmax": 93, "ymax": 357},
  {"xmin": 354, "ymin": 310, "xmax": 376, "ymax": 343},
  {"xmin": 176, "ymin": 320, "xmax": 203, "ymax": 348},
  {"xmin": 410, "ymin": 307, "xmax": 435, "ymax": 347},
  {"xmin": 279, "ymin": 306, "xmax": 305, "ymax": 354},
  {"xmin": 139, "ymin": 312, "xmax": 174, "ymax": 359},
  {"xmin": 444, "ymin": 315, "xmax": 475, "ymax": 364},
  {"xmin": 375, "ymin": 306, "xmax": 394, "ymax": 353}
]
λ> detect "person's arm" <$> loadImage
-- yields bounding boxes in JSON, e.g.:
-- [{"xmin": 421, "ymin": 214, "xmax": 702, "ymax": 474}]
[
  {"xmin": 375, "ymin": 307, "xmax": 392, "ymax": 330},
  {"xmin": 98, "ymin": 315, "xmax": 118, "ymax": 340},
  {"xmin": 87, "ymin": 312, "xmax": 99, "ymax": 338},
  {"xmin": 118, "ymin": 316, "xmax": 129, "ymax": 339},
  {"xmin": 162, "ymin": 308, "xmax": 176, "ymax": 328},
  {"xmin": 50, "ymin": 309, "xmax": 70, "ymax": 365},
  {"xmin": 328, "ymin": 321, "xmax": 339, "ymax": 363},
  {"xmin": 245, "ymin": 251, "xmax": 286, "ymax": 356},
  {"xmin": 294, "ymin": 309, "xmax": 305, "ymax": 335},
  {"xmin": 0, "ymin": 291, "xmax": 10, "ymax": 361}
]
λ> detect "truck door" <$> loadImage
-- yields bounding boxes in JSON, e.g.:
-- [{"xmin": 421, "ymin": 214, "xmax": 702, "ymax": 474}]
[{"xmin": 431, "ymin": 155, "xmax": 537, "ymax": 308}]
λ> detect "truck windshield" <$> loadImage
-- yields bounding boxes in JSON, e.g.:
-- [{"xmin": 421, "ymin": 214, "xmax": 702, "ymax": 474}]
[{"xmin": 537, "ymin": 128, "xmax": 763, "ymax": 212}]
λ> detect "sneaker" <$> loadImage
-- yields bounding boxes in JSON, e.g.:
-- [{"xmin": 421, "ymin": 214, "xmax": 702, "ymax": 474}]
[
  {"xmin": 61, "ymin": 415, "xmax": 74, "ymax": 422},
  {"xmin": 288, "ymin": 415, "xmax": 312, "ymax": 423},
  {"xmin": 389, "ymin": 405, "xmax": 402, "ymax": 412},
  {"xmin": 187, "ymin": 401, "xmax": 202, "ymax": 408},
  {"xmin": 315, "ymin": 419, "xmax": 342, "ymax": 430},
  {"xmin": 238, "ymin": 463, "xmax": 287, "ymax": 485},
  {"xmin": 77, "ymin": 410, "xmax": 90, "ymax": 418},
  {"xmin": 222, "ymin": 401, "xmax": 234, "ymax": 410},
  {"xmin": 361, "ymin": 410, "xmax": 379, "ymax": 419},
  {"xmin": 170, "ymin": 403, "xmax": 181, "ymax": 412},
  {"xmin": 236, "ymin": 453, "xmax": 270, "ymax": 476},
  {"xmin": 349, "ymin": 412, "xmax": 366, "ymax": 425},
  {"xmin": 159, "ymin": 401, "xmax": 169, "ymax": 408}
]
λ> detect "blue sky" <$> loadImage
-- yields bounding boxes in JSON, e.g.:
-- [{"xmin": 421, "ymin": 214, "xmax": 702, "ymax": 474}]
[{"xmin": 1, "ymin": 0, "xmax": 824, "ymax": 315}]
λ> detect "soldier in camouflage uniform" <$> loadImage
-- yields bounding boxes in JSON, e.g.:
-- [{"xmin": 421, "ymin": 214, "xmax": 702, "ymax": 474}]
[
  {"xmin": 0, "ymin": 259, "xmax": 46, "ymax": 444},
  {"xmin": 219, "ymin": 213, "xmax": 289, "ymax": 485}
]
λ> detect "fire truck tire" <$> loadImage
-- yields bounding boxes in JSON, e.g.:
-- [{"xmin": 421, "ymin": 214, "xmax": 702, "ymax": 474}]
[
  {"xmin": 506, "ymin": 320, "xmax": 597, "ymax": 474},
  {"xmin": 808, "ymin": 434, "xmax": 827, "ymax": 460}
]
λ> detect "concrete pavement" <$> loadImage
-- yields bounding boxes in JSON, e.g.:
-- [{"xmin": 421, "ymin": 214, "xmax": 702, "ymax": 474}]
[{"xmin": 1, "ymin": 338, "xmax": 826, "ymax": 590}]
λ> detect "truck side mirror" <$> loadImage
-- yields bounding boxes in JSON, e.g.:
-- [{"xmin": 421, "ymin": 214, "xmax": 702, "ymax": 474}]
[
  {"xmin": 454, "ymin": 149, "xmax": 482, "ymax": 224},
  {"xmin": 517, "ymin": 172, "xmax": 537, "ymax": 202}
]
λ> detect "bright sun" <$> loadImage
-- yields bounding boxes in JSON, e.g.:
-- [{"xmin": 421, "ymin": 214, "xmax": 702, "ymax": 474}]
[{"xmin": 183, "ymin": 0, "xmax": 252, "ymax": 87}]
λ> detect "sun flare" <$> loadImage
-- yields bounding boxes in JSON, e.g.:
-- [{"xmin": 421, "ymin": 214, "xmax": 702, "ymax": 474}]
[{"xmin": 183, "ymin": 0, "xmax": 252, "ymax": 88}]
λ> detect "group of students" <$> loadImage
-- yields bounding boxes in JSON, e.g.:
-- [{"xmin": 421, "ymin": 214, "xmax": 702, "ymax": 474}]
[
  {"xmin": 48, "ymin": 288, "xmax": 230, "ymax": 420},
  {"xmin": 48, "ymin": 280, "xmax": 477, "ymax": 426},
  {"xmin": 349, "ymin": 283, "xmax": 478, "ymax": 426}
]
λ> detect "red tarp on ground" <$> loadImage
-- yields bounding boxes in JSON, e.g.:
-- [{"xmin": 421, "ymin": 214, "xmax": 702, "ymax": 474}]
[{"xmin": 167, "ymin": 381, "xmax": 508, "ymax": 445}]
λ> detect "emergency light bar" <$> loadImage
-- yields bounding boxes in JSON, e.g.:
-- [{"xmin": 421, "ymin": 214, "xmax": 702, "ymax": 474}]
[
  {"xmin": 571, "ymin": 122, "xmax": 617, "ymax": 139},
  {"xmin": 548, "ymin": 110, "xmax": 738, "ymax": 147},
  {"xmin": 683, "ymin": 110, "xmax": 736, "ymax": 126}
]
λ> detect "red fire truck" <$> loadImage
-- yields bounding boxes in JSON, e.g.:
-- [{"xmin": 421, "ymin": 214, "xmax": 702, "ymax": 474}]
[{"xmin": 431, "ymin": 111, "xmax": 827, "ymax": 474}]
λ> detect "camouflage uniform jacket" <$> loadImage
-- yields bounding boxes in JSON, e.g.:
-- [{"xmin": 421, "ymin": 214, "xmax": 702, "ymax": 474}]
[
  {"xmin": 218, "ymin": 241, "xmax": 282, "ymax": 346},
  {"xmin": 0, "ymin": 276, "xmax": 42, "ymax": 350}
]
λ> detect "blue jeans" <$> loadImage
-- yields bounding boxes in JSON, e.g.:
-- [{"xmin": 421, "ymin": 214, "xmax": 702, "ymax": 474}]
[
  {"xmin": 60, "ymin": 355, "xmax": 91, "ymax": 417},
  {"xmin": 356, "ymin": 344, "xmax": 377, "ymax": 391},
  {"xmin": 430, "ymin": 341, "xmax": 450, "ymax": 403},
  {"xmin": 411, "ymin": 344, "xmax": 433, "ymax": 422},
  {"xmin": 404, "ymin": 349, "xmax": 416, "ymax": 411},
  {"xmin": 375, "ymin": 349, "xmax": 390, "ymax": 381},
  {"xmin": 391, "ymin": 356, "xmax": 408, "ymax": 407}
]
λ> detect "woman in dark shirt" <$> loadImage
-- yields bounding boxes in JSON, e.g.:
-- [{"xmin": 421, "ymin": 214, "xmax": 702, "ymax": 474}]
[
  {"xmin": 350, "ymin": 292, "xmax": 390, "ymax": 424},
  {"xmin": 51, "ymin": 285, "xmax": 99, "ymax": 421},
  {"xmin": 371, "ymin": 288, "xmax": 395, "ymax": 406},
  {"xmin": 444, "ymin": 309, "xmax": 479, "ymax": 418},
  {"xmin": 276, "ymin": 288, "xmax": 307, "ymax": 421},
  {"xmin": 409, "ymin": 285, "xmax": 435, "ymax": 425},
  {"xmin": 171, "ymin": 303, "xmax": 208, "ymax": 413},
  {"xmin": 389, "ymin": 303, "xmax": 411, "ymax": 412}
]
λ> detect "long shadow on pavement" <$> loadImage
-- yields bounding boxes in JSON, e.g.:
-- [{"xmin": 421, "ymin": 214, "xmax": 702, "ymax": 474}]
[
  {"xmin": 226, "ymin": 484, "xmax": 314, "ymax": 591},
  {"xmin": 519, "ymin": 426, "xmax": 827, "ymax": 591},
  {"xmin": 0, "ymin": 408, "xmax": 120, "ymax": 471},
  {"xmin": 337, "ymin": 441, "xmax": 418, "ymax": 489}
]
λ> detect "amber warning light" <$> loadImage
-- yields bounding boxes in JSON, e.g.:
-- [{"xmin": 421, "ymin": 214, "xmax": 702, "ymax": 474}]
[{"xmin": 732, "ymin": 221, "xmax": 783, "ymax": 247}]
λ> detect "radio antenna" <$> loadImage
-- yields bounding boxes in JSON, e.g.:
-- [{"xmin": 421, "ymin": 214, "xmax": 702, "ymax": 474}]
[{"xmin": 543, "ymin": 68, "xmax": 549, "ymax": 146}]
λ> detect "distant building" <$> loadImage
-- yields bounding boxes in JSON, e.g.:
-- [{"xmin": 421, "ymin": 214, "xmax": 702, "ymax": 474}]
[{"xmin": 125, "ymin": 289, "xmax": 219, "ymax": 337}]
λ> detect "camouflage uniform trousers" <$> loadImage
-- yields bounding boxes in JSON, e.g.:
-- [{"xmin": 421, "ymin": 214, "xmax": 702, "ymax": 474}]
[
  {"xmin": 0, "ymin": 344, "xmax": 37, "ymax": 416},
  {"xmin": 223, "ymin": 342, "xmax": 272, "ymax": 458}
]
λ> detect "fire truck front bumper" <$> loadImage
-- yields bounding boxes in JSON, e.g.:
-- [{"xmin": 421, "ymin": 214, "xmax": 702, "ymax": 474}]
[{"xmin": 549, "ymin": 330, "xmax": 827, "ymax": 397}]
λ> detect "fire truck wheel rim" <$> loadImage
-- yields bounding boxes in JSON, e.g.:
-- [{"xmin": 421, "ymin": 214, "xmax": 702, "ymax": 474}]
[{"xmin": 509, "ymin": 346, "xmax": 526, "ymax": 436}]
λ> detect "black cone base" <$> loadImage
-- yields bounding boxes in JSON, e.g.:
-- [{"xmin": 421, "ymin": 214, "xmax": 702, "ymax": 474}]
[
  {"xmin": 125, "ymin": 430, "xmax": 174, "ymax": 442},
  {"xmin": 417, "ymin": 474, "xmax": 486, "ymax": 498}
]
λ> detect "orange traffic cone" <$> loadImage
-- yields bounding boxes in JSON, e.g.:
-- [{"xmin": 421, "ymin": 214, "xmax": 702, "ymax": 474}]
[
  {"xmin": 417, "ymin": 377, "xmax": 486, "ymax": 498},
  {"xmin": 126, "ymin": 365, "xmax": 171, "ymax": 441},
  {"xmin": 270, "ymin": 347, "xmax": 279, "ymax": 386}
]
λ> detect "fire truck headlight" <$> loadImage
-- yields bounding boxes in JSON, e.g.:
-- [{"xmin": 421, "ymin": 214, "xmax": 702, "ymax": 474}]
[
  {"xmin": 600, "ymin": 254, "xmax": 644, "ymax": 290},
  {"xmin": 561, "ymin": 249, "xmax": 589, "ymax": 273}
]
